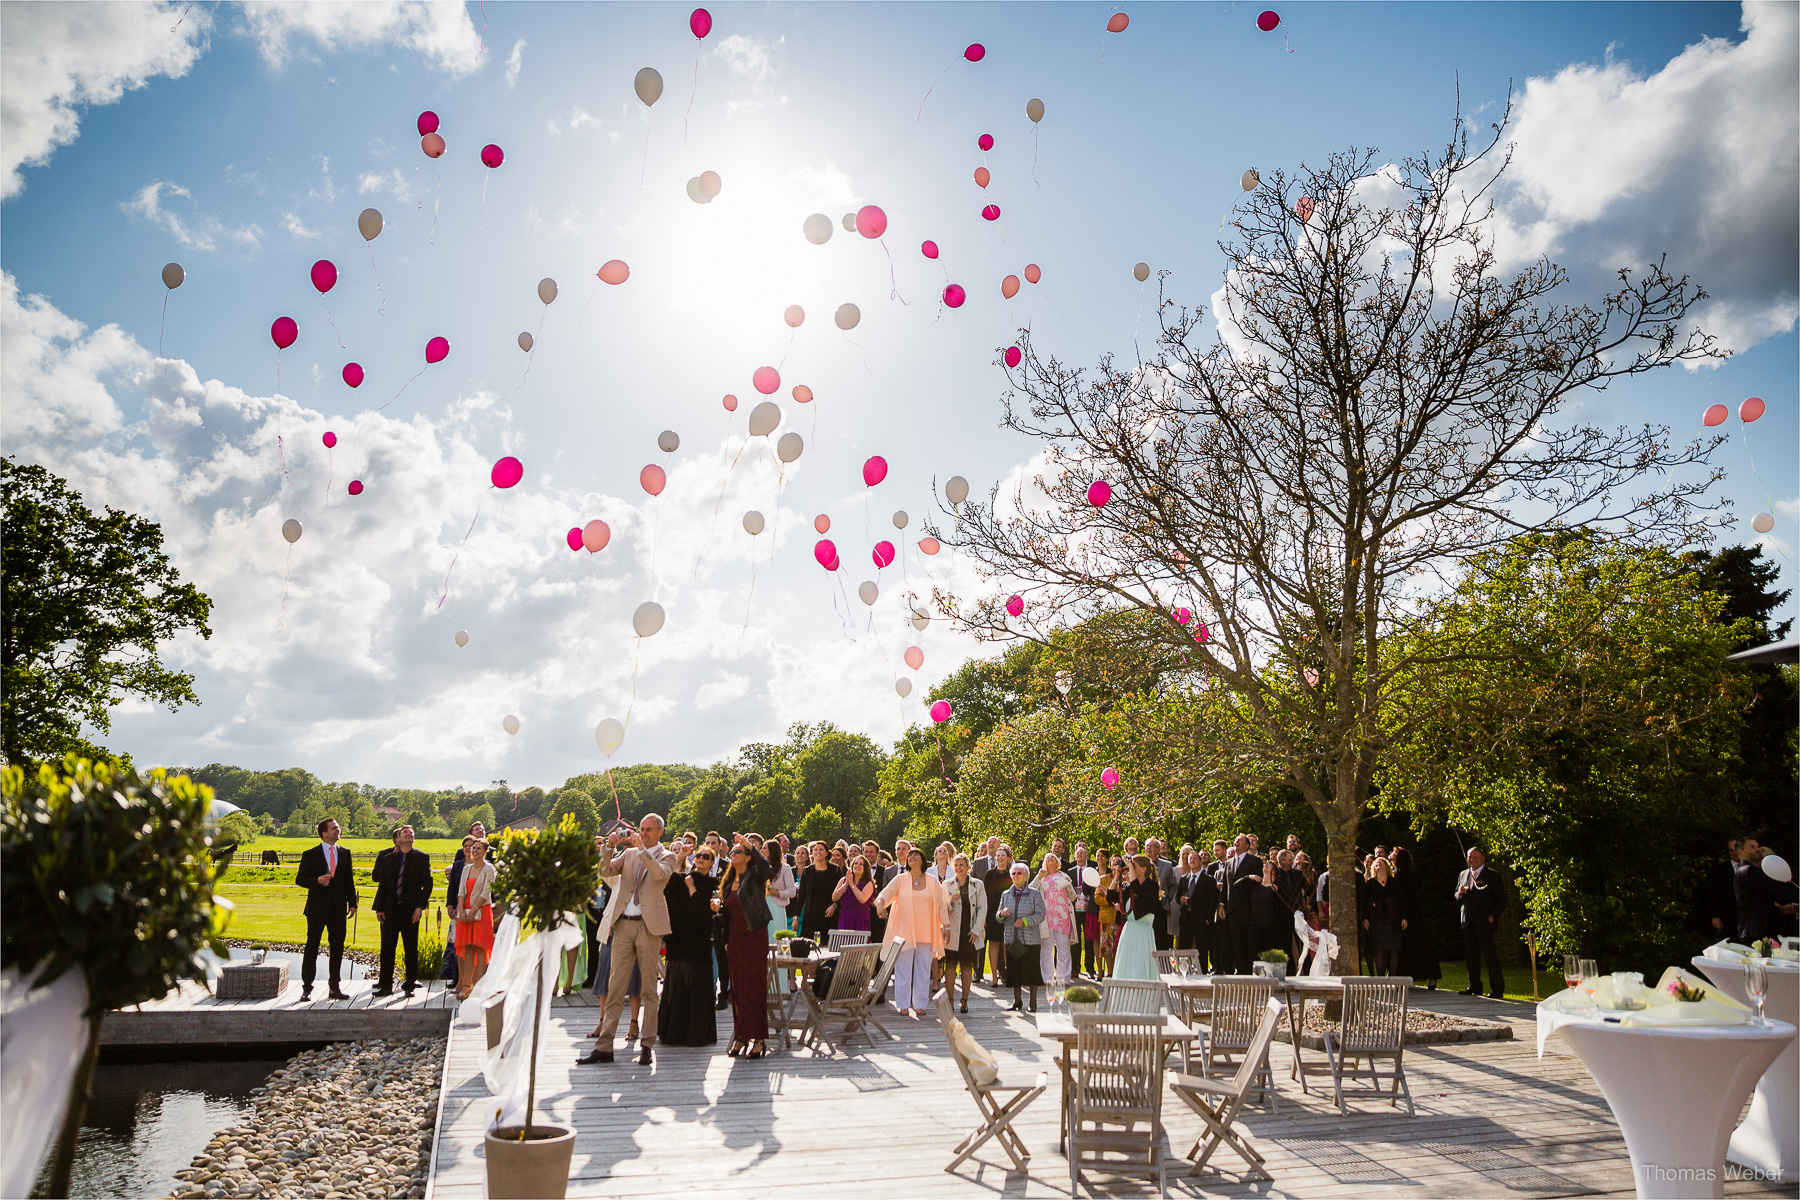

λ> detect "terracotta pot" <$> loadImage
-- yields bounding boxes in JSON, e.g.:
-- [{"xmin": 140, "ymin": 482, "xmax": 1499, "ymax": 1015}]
[{"xmin": 485, "ymin": 1124, "xmax": 573, "ymax": 1199}]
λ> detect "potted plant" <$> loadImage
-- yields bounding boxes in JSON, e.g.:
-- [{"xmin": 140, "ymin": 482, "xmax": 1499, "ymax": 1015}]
[
  {"xmin": 2, "ymin": 757, "xmax": 232, "ymax": 1198},
  {"xmin": 1255, "ymin": 948, "xmax": 1290, "ymax": 982},
  {"xmin": 249, "ymin": 942, "xmax": 270, "ymax": 965},
  {"xmin": 1065, "ymin": 984, "xmax": 1102, "ymax": 1014},
  {"xmin": 774, "ymin": 927, "xmax": 797, "ymax": 941},
  {"xmin": 484, "ymin": 813, "xmax": 600, "ymax": 1200}
]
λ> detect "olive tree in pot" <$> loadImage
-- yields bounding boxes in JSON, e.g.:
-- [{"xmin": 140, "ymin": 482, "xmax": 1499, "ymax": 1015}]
[
  {"xmin": 485, "ymin": 813, "xmax": 599, "ymax": 1200},
  {"xmin": 1, "ymin": 757, "xmax": 233, "ymax": 1198}
]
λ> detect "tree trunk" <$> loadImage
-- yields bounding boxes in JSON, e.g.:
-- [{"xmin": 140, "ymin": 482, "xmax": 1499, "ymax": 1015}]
[
  {"xmin": 45, "ymin": 1012, "xmax": 103, "ymax": 1198},
  {"xmin": 1323, "ymin": 809, "xmax": 1361, "ymax": 978},
  {"xmin": 524, "ymin": 944, "xmax": 543, "ymax": 1139}
]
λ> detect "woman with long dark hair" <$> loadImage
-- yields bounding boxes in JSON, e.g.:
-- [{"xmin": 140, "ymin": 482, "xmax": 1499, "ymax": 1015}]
[
  {"xmin": 833, "ymin": 853, "xmax": 877, "ymax": 933},
  {"xmin": 658, "ymin": 842, "xmax": 720, "ymax": 1046},
  {"xmin": 1111, "ymin": 856, "xmax": 1161, "ymax": 981},
  {"xmin": 717, "ymin": 835, "xmax": 775, "ymax": 1058}
]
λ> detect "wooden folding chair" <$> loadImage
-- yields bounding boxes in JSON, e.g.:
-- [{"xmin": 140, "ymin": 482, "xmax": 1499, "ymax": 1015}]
[
  {"xmin": 801, "ymin": 942, "xmax": 881, "ymax": 1053},
  {"xmin": 1168, "ymin": 996, "xmax": 1284, "ymax": 1181},
  {"xmin": 1322, "ymin": 975, "xmax": 1414, "ymax": 1116},
  {"xmin": 1068, "ymin": 1013, "xmax": 1168, "ymax": 1196},
  {"xmin": 933, "ymin": 989, "xmax": 1046, "ymax": 1173},
  {"xmin": 764, "ymin": 949, "xmax": 794, "ymax": 1053},
  {"xmin": 855, "ymin": 937, "xmax": 905, "ymax": 1045},
  {"xmin": 827, "ymin": 928, "xmax": 870, "ymax": 952},
  {"xmin": 1101, "ymin": 978, "xmax": 1166, "ymax": 1015},
  {"xmin": 1153, "ymin": 949, "xmax": 1200, "ymax": 977},
  {"xmin": 1197, "ymin": 976, "xmax": 1279, "ymax": 1110}
]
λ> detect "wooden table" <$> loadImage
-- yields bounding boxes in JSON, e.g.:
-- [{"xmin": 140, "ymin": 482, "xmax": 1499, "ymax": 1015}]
[
  {"xmin": 1036, "ymin": 1011, "xmax": 1198, "ymax": 1153},
  {"xmin": 1161, "ymin": 972, "xmax": 1345, "ymax": 1092},
  {"xmin": 772, "ymin": 951, "xmax": 837, "ymax": 1051}
]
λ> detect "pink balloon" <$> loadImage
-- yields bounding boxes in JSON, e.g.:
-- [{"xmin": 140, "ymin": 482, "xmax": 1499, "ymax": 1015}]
[
  {"xmin": 1173, "ymin": 607, "xmax": 1192, "ymax": 624},
  {"xmin": 930, "ymin": 700, "xmax": 954, "ymax": 723},
  {"xmin": 1087, "ymin": 480, "xmax": 1112, "ymax": 506},
  {"xmin": 863, "ymin": 456, "xmax": 889, "ymax": 487},
  {"xmin": 944, "ymin": 284, "xmax": 966, "ymax": 308},
  {"xmin": 583, "ymin": 519, "xmax": 611, "ymax": 552},
  {"xmin": 814, "ymin": 539, "xmax": 838, "ymax": 569},
  {"xmin": 1101, "ymin": 768, "xmax": 1120, "ymax": 790},
  {"xmin": 271, "ymin": 317, "xmax": 298, "ymax": 349},
  {"xmin": 722, "ymin": 393, "xmax": 738, "ymax": 412},
  {"xmin": 856, "ymin": 205, "xmax": 888, "ymax": 239},
  {"xmin": 826, "ymin": 555, "xmax": 841, "ymax": 572},
  {"xmin": 1005, "ymin": 595, "xmax": 1024, "ymax": 617},
  {"xmin": 1304, "ymin": 667, "xmax": 1320, "ymax": 686},
  {"xmin": 1024, "ymin": 263, "xmax": 1042, "ymax": 284},
  {"xmin": 978, "ymin": 133, "xmax": 994, "ymax": 151},
  {"xmin": 921, "ymin": 240, "xmax": 940, "ymax": 259},
  {"xmin": 964, "ymin": 43, "xmax": 985, "ymax": 62},
  {"xmin": 1295, "ymin": 196, "xmax": 1315, "ymax": 221},
  {"xmin": 598, "ymin": 260, "xmax": 630, "ymax": 285},
  {"xmin": 1001, "ymin": 274, "xmax": 1020, "ymax": 299},
  {"xmin": 347, "ymin": 479, "xmax": 364, "ymax": 496},
  {"xmin": 640, "ymin": 464, "xmax": 666, "ymax": 496},
  {"xmin": 567, "ymin": 527, "xmax": 584, "ymax": 552},
  {"xmin": 873, "ymin": 541, "xmax": 896, "ymax": 568},
  {"xmin": 1741, "ymin": 396, "xmax": 1766, "ymax": 422},
  {"xmin": 1257, "ymin": 9, "xmax": 1280, "ymax": 30},
  {"xmin": 421, "ymin": 133, "xmax": 445, "ymax": 158},
  {"xmin": 689, "ymin": 7, "xmax": 712, "ymax": 38},
  {"xmin": 426, "ymin": 336, "xmax": 449, "ymax": 364},
  {"xmin": 753, "ymin": 366, "xmax": 780, "ymax": 394},
  {"xmin": 1195, "ymin": 623, "xmax": 1211, "ymax": 644},
  {"xmin": 310, "ymin": 260, "xmax": 338, "ymax": 293},
  {"xmin": 981, "ymin": 204, "xmax": 1000, "ymax": 222},
  {"xmin": 918, "ymin": 536, "xmax": 941, "ymax": 555},
  {"xmin": 1703, "ymin": 404, "xmax": 1729, "ymax": 427},
  {"xmin": 1005, "ymin": 346, "xmax": 1022, "ymax": 368},
  {"xmin": 480, "ymin": 144, "xmax": 504, "ymax": 169},
  {"xmin": 322, "ymin": 431, "xmax": 337, "ymax": 449},
  {"xmin": 342, "ymin": 362, "xmax": 364, "ymax": 388},
  {"xmin": 491, "ymin": 456, "xmax": 524, "ymax": 489},
  {"xmin": 417, "ymin": 110, "xmax": 440, "ymax": 136},
  {"xmin": 814, "ymin": 514, "xmax": 832, "ymax": 534},
  {"xmin": 904, "ymin": 646, "xmax": 924, "ymax": 670}
]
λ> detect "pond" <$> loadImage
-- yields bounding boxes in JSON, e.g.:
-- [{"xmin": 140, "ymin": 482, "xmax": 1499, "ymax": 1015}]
[{"xmin": 31, "ymin": 1060, "xmax": 282, "ymax": 1199}]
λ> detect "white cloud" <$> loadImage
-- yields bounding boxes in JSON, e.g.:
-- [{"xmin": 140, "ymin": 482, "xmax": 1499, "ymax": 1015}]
[
  {"xmin": 0, "ymin": 1, "xmax": 209, "ymax": 198},
  {"xmin": 713, "ymin": 34, "xmax": 788, "ymax": 119},
  {"xmin": 282, "ymin": 211, "xmax": 320, "ymax": 240},
  {"xmin": 695, "ymin": 674, "xmax": 750, "ymax": 711},
  {"xmin": 357, "ymin": 167, "xmax": 410, "ymax": 199},
  {"xmin": 1496, "ymin": 1, "xmax": 1798, "ymax": 355},
  {"xmin": 121, "ymin": 181, "xmax": 264, "ymax": 252},
  {"xmin": 789, "ymin": 164, "xmax": 858, "ymax": 209},
  {"xmin": 240, "ymin": 0, "xmax": 484, "ymax": 77},
  {"xmin": 503, "ymin": 39, "xmax": 525, "ymax": 89}
]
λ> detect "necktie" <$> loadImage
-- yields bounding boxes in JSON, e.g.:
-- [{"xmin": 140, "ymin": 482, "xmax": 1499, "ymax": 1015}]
[{"xmin": 326, "ymin": 844, "xmax": 335, "ymax": 876}]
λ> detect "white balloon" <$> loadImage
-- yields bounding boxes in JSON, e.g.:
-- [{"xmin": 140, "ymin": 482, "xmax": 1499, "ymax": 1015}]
[
  {"xmin": 658, "ymin": 429, "xmax": 680, "ymax": 453},
  {"xmin": 776, "ymin": 431, "xmax": 804, "ymax": 463},
  {"xmin": 454, "ymin": 629, "xmax": 470, "ymax": 648},
  {"xmin": 803, "ymin": 213, "xmax": 833, "ymax": 245},
  {"xmin": 1752, "ymin": 512, "xmax": 1775, "ymax": 533},
  {"xmin": 503, "ymin": 714, "xmax": 520, "ymax": 736},
  {"xmin": 895, "ymin": 678, "xmax": 912, "ymax": 698},
  {"xmin": 834, "ymin": 303, "xmax": 861, "ymax": 330},
  {"xmin": 945, "ymin": 476, "xmax": 969, "ymax": 505},
  {"xmin": 912, "ymin": 613, "xmax": 930, "ymax": 632},
  {"xmin": 281, "ymin": 518, "xmax": 302, "ymax": 544},
  {"xmin": 892, "ymin": 511, "xmax": 909, "ymax": 529},
  {"xmin": 747, "ymin": 401, "xmax": 781, "ymax": 437},
  {"xmin": 1764, "ymin": 854, "xmax": 1793, "ymax": 884},
  {"xmin": 595, "ymin": 717, "xmax": 625, "ymax": 757},
  {"xmin": 632, "ymin": 601, "xmax": 666, "ymax": 637},
  {"xmin": 743, "ymin": 510, "xmax": 765, "ymax": 535},
  {"xmin": 686, "ymin": 176, "xmax": 711, "ymax": 205},
  {"xmin": 858, "ymin": 581, "xmax": 878, "ymax": 605},
  {"xmin": 841, "ymin": 212, "xmax": 858, "ymax": 232},
  {"xmin": 1082, "ymin": 866, "xmax": 1101, "ymax": 888}
]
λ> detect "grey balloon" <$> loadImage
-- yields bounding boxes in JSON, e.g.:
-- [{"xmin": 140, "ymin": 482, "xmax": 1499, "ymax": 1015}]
[
  {"xmin": 834, "ymin": 303, "xmax": 861, "ymax": 330},
  {"xmin": 454, "ymin": 629, "xmax": 470, "ymax": 647},
  {"xmin": 632, "ymin": 601, "xmax": 666, "ymax": 637},
  {"xmin": 281, "ymin": 518, "xmax": 302, "ymax": 544},
  {"xmin": 1026, "ymin": 97, "xmax": 1045, "ymax": 123},
  {"xmin": 358, "ymin": 208, "xmax": 383, "ymax": 240},
  {"xmin": 858, "ymin": 580, "xmax": 878, "ymax": 605},
  {"xmin": 1241, "ymin": 168, "xmax": 1260, "ymax": 192},
  {"xmin": 1752, "ymin": 512, "xmax": 1776, "ymax": 533},
  {"xmin": 743, "ymin": 510, "xmax": 765, "ymax": 535},
  {"xmin": 776, "ymin": 431, "xmax": 804, "ymax": 463},
  {"xmin": 161, "ymin": 262, "xmax": 184, "ymax": 289},
  {"xmin": 895, "ymin": 678, "xmax": 913, "ymax": 698},
  {"xmin": 537, "ymin": 278, "xmax": 558, "ymax": 305},
  {"xmin": 945, "ymin": 475, "xmax": 970, "ymax": 505},
  {"xmin": 1134, "ymin": 262, "xmax": 1150, "ymax": 282},
  {"xmin": 747, "ymin": 401, "xmax": 781, "ymax": 437},
  {"xmin": 892, "ymin": 511, "xmax": 909, "ymax": 529},
  {"xmin": 518, "ymin": 332, "xmax": 534, "ymax": 352},
  {"xmin": 634, "ymin": 66, "xmax": 664, "ymax": 106},
  {"xmin": 841, "ymin": 212, "xmax": 858, "ymax": 232},
  {"xmin": 803, "ymin": 213, "xmax": 833, "ymax": 244},
  {"xmin": 658, "ymin": 429, "xmax": 680, "ymax": 453}
]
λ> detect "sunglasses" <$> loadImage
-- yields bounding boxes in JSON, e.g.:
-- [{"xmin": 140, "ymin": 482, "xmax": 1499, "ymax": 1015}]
[{"xmin": 694, "ymin": 853, "xmax": 715, "ymax": 861}]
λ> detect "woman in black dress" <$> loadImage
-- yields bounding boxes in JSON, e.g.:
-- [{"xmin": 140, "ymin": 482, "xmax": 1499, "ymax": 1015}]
[
  {"xmin": 796, "ymin": 841, "xmax": 843, "ymax": 941},
  {"xmin": 719, "ymin": 835, "xmax": 774, "ymax": 1058},
  {"xmin": 982, "ymin": 846, "xmax": 1014, "ymax": 985},
  {"xmin": 1361, "ymin": 856, "xmax": 1404, "ymax": 975},
  {"xmin": 1249, "ymin": 861, "xmax": 1291, "ymax": 961},
  {"xmin": 657, "ymin": 843, "xmax": 720, "ymax": 1046},
  {"xmin": 1391, "ymin": 847, "xmax": 1440, "ymax": 987}
]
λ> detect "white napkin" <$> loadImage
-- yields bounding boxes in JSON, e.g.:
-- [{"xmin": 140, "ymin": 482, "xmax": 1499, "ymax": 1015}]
[{"xmin": 1621, "ymin": 966, "xmax": 1749, "ymax": 1026}]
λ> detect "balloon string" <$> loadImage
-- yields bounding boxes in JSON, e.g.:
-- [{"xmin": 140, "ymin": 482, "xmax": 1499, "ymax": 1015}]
[
  {"xmin": 367, "ymin": 243, "xmax": 386, "ymax": 316},
  {"xmin": 916, "ymin": 61, "xmax": 952, "ymax": 121},
  {"xmin": 277, "ymin": 543, "xmax": 294, "ymax": 635},
  {"xmin": 431, "ymin": 162, "xmax": 442, "ymax": 244},
  {"xmin": 605, "ymin": 767, "xmax": 623, "ymax": 823},
  {"xmin": 415, "ymin": 146, "xmax": 422, "ymax": 210},
  {"xmin": 623, "ymin": 638, "xmax": 642, "ymax": 733},
  {"xmin": 640, "ymin": 109, "xmax": 652, "ymax": 189},
  {"xmin": 696, "ymin": 443, "xmax": 739, "ymax": 579},
  {"xmin": 1035, "ymin": 283, "xmax": 1069, "ymax": 323},
  {"xmin": 438, "ymin": 491, "xmax": 489, "ymax": 610},
  {"xmin": 480, "ymin": 172, "xmax": 490, "ymax": 239},
  {"xmin": 831, "ymin": 572, "xmax": 859, "ymax": 641},
  {"xmin": 158, "ymin": 293, "xmax": 169, "ymax": 356},
  {"xmin": 322, "ymin": 295, "xmax": 346, "ymax": 349},
  {"xmin": 1033, "ymin": 127, "xmax": 1042, "ymax": 192},
  {"xmin": 478, "ymin": 0, "xmax": 488, "ymax": 57},
  {"xmin": 743, "ymin": 533, "xmax": 759, "ymax": 633},
  {"xmin": 324, "ymin": 447, "xmax": 334, "ymax": 506},
  {"xmin": 684, "ymin": 51, "xmax": 699, "ymax": 140},
  {"xmin": 1736, "ymin": 424, "xmax": 1795, "ymax": 565},
  {"xmin": 881, "ymin": 239, "xmax": 908, "ymax": 304},
  {"xmin": 380, "ymin": 366, "xmax": 427, "ymax": 414}
]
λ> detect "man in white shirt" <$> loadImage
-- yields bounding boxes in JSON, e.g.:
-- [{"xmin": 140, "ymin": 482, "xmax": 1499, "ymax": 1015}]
[{"xmin": 296, "ymin": 818, "xmax": 357, "ymax": 1001}]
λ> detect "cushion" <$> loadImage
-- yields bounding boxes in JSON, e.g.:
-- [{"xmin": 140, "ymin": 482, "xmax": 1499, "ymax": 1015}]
[{"xmin": 953, "ymin": 1024, "xmax": 999, "ymax": 1085}]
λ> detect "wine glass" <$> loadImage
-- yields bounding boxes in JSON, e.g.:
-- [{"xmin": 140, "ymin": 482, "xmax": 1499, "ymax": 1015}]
[
  {"xmin": 1563, "ymin": 955, "xmax": 1582, "ymax": 1007},
  {"xmin": 1746, "ymin": 959, "xmax": 1769, "ymax": 1026},
  {"xmin": 1579, "ymin": 959, "xmax": 1600, "ymax": 1015}
]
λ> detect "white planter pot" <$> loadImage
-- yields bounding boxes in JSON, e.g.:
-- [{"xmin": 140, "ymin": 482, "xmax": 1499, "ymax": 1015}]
[{"xmin": 485, "ymin": 1124, "xmax": 574, "ymax": 1199}]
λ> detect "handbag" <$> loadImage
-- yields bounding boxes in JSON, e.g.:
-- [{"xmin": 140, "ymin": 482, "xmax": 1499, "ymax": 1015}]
[
  {"xmin": 786, "ymin": 938, "xmax": 817, "ymax": 959},
  {"xmin": 811, "ymin": 959, "xmax": 837, "ymax": 998}
]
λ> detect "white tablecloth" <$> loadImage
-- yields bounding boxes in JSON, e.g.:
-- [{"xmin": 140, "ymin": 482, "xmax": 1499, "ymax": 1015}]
[
  {"xmin": 1692, "ymin": 956, "xmax": 1800, "ymax": 1180},
  {"xmin": 1538, "ymin": 995, "xmax": 1795, "ymax": 1198}
]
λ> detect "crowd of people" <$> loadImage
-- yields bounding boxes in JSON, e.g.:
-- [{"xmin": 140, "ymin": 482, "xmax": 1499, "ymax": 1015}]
[{"xmin": 288, "ymin": 817, "xmax": 1797, "ymax": 1064}]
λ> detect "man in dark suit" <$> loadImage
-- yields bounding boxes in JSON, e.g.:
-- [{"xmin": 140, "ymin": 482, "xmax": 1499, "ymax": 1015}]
[
  {"xmin": 1175, "ymin": 848, "xmax": 1219, "ymax": 963},
  {"xmin": 1455, "ymin": 847, "xmax": 1506, "ymax": 998},
  {"xmin": 1736, "ymin": 838, "xmax": 1800, "ymax": 941},
  {"xmin": 371, "ymin": 825, "xmax": 433, "ymax": 997},
  {"xmin": 1147, "ymin": 839, "xmax": 1178, "ymax": 951},
  {"xmin": 1220, "ymin": 835, "xmax": 1263, "ymax": 973},
  {"xmin": 295, "ymin": 817, "xmax": 357, "ymax": 1000}
]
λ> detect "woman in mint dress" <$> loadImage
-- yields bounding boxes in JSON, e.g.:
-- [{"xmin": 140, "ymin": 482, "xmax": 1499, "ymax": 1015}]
[{"xmin": 1111, "ymin": 855, "xmax": 1162, "ymax": 981}]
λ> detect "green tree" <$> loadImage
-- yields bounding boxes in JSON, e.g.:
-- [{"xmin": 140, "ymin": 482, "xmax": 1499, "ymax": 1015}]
[
  {"xmin": 1, "ymin": 460, "xmax": 213, "ymax": 764},
  {"xmin": 234, "ymin": 768, "xmax": 317, "ymax": 822},
  {"xmin": 217, "ymin": 810, "xmax": 260, "ymax": 845},
  {"xmin": 283, "ymin": 797, "xmax": 328, "ymax": 837},
  {"xmin": 729, "ymin": 771, "xmax": 800, "ymax": 837},
  {"xmin": 796, "ymin": 731, "xmax": 885, "ymax": 835},
  {"xmin": 451, "ymin": 802, "xmax": 497, "ymax": 834},
  {"xmin": 546, "ymin": 788, "xmax": 601, "ymax": 836},
  {"xmin": 796, "ymin": 804, "xmax": 843, "ymax": 845},
  {"xmin": 953, "ymin": 709, "xmax": 1080, "ymax": 863},
  {"xmin": 403, "ymin": 808, "xmax": 430, "ymax": 832}
]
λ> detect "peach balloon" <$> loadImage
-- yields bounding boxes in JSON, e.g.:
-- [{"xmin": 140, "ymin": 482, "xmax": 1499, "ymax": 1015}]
[
  {"xmin": 814, "ymin": 514, "xmax": 831, "ymax": 534},
  {"xmin": 974, "ymin": 166, "xmax": 990, "ymax": 189},
  {"xmin": 792, "ymin": 384, "xmax": 814, "ymax": 403},
  {"xmin": 1001, "ymin": 274, "xmax": 1020, "ymax": 299},
  {"xmin": 1024, "ymin": 263, "xmax": 1042, "ymax": 284},
  {"xmin": 582, "ymin": 519, "xmax": 611, "ymax": 552},
  {"xmin": 722, "ymin": 393, "xmax": 738, "ymax": 412},
  {"xmin": 1107, "ymin": 12, "xmax": 1130, "ymax": 32},
  {"xmin": 597, "ymin": 260, "xmax": 630, "ymax": 285},
  {"xmin": 421, "ymin": 132, "xmax": 445, "ymax": 158},
  {"xmin": 640, "ymin": 464, "xmax": 666, "ymax": 496},
  {"xmin": 784, "ymin": 304, "xmax": 805, "ymax": 328},
  {"xmin": 904, "ymin": 646, "xmax": 924, "ymax": 670},
  {"xmin": 918, "ymin": 536, "xmax": 941, "ymax": 555}
]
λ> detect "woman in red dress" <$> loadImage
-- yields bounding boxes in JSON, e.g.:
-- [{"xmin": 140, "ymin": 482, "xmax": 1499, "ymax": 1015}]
[
  {"xmin": 716, "ymin": 835, "xmax": 774, "ymax": 1058},
  {"xmin": 451, "ymin": 839, "xmax": 495, "ymax": 1000}
]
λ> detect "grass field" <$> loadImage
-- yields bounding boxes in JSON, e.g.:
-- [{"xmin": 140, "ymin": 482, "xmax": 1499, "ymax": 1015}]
[
  {"xmin": 244, "ymin": 835, "xmax": 468, "ymax": 858},
  {"xmin": 220, "ymin": 837, "xmax": 464, "ymax": 954}
]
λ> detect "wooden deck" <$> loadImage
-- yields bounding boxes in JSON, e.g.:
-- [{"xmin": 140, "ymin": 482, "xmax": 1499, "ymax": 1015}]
[
  {"xmin": 427, "ymin": 984, "xmax": 1796, "ymax": 1199},
  {"xmin": 103, "ymin": 973, "xmax": 456, "ymax": 1047}
]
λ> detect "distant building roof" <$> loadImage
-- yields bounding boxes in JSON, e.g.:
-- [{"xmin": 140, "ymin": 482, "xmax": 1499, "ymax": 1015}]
[{"xmin": 502, "ymin": 814, "xmax": 546, "ymax": 832}]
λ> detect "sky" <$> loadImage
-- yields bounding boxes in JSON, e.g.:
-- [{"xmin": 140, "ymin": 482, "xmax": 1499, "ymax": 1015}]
[{"xmin": 2, "ymin": 1, "xmax": 1795, "ymax": 790}]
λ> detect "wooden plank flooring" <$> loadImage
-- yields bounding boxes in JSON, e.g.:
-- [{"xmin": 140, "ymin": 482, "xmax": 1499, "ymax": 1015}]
[
  {"xmin": 103, "ymin": 973, "xmax": 459, "ymax": 1045},
  {"xmin": 427, "ymin": 983, "xmax": 1797, "ymax": 1198}
]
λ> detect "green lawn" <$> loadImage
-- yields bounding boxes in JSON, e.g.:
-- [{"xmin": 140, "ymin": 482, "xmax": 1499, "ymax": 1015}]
[
  {"xmin": 245, "ymin": 835, "xmax": 467, "ymax": 859},
  {"xmin": 1429, "ymin": 961, "xmax": 1547, "ymax": 1003}
]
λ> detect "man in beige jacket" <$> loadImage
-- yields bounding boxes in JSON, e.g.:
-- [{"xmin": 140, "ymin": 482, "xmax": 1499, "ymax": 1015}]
[{"xmin": 580, "ymin": 814, "xmax": 675, "ymax": 1066}]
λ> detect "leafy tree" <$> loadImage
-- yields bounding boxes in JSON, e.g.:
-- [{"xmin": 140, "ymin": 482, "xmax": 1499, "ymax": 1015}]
[
  {"xmin": 233, "ymin": 768, "xmax": 317, "ymax": 822},
  {"xmin": 953, "ymin": 709, "xmax": 1080, "ymax": 863},
  {"xmin": 670, "ymin": 766, "xmax": 737, "ymax": 836},
  {"xmin": 941, "ymin": 111, "xmax": 1723, "ymax": 969},
  {"xmin": 403, "ymin": 809, "xmax": 431, "ymax": 832},
  {"xmin": 217, "ymin": 810, "xmax": 260, "ymax": 846},
  {"xmin": 730, "ymin": 771, "xmax": 801, "ymax": 836},
  {"xmin": 510, "ymin": 786, "xmax": 547, "ymax": 820},
  {"xmin": 796, "ymin": 804, "xmax": 843, "ymax": 845},
  {"xmin": 796, "ymin": 731, "xmax": 885, "ymax": 835},
  {"xmin": 283, "ymin": 797, "xmax": 328, "ymax": 837},
  {"xmin": 1, "ymin": 460, "xmax": 213, "ymax": 764},
  {"xmin": 451, "ymin": 802, "xmax": 497, "ymax": 834},
  {"xmin": 545, "ymin": 788, "xmax": 601, "ymax": 836}
]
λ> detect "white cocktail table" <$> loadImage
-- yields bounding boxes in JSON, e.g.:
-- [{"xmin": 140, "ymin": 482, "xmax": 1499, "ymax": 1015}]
[{"xmin": 1692, "ymin": 955, "xmax": 1799, "ymax": 1180}]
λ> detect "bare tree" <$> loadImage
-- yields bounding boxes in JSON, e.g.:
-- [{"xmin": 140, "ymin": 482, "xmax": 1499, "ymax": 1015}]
[{"xmin": 936, "ymin": 109, "xmax": 1726, "ymax": 971}]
